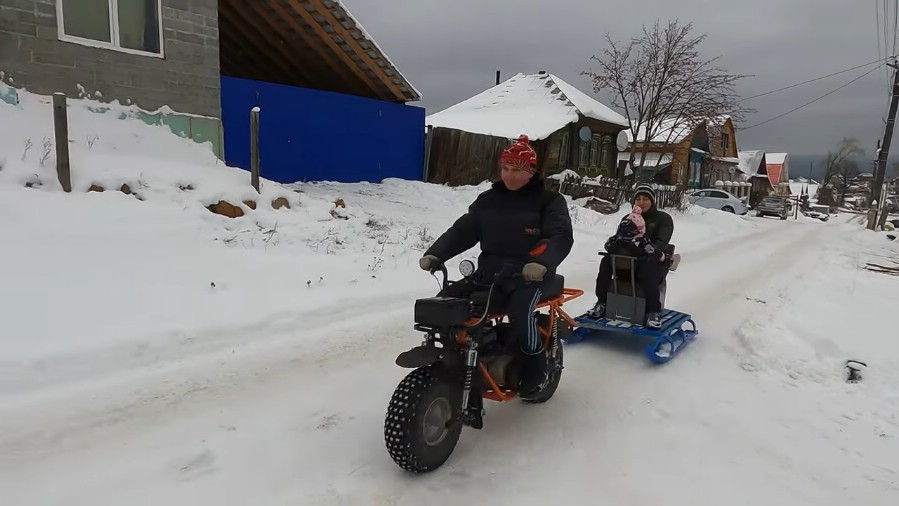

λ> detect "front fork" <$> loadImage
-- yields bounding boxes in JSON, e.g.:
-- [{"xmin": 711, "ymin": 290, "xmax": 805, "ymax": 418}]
[{"xmin": 459, "ymin": 343, "xmax": 484, "ymax": 429}]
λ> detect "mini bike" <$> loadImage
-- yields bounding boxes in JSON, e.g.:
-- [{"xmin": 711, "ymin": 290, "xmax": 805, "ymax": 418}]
[{"xmin": 384, "ymin": 259, "xmax": 583, "ymax": 473}]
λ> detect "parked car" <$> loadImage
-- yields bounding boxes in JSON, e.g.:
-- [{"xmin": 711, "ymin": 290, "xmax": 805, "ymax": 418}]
[
  {"xmin": 686, "ymin": 188, "xmax": 748, "ymax": 214},
  {"xmin": 756, "ymin": 195, "xmax": 791, "ymax": 220},
  {"xmin": 802, "ymin": 204, "xmax": 830, "ymax": 222}
]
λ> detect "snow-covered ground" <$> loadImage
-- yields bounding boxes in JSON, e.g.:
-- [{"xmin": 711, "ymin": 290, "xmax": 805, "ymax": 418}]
[{"xmin": 1, "ymin": 89, "xmax": 898, "ymax": 505}]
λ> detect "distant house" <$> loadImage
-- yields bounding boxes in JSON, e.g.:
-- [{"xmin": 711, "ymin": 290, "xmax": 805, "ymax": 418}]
[
  {"xmin": 765, "ymin": 153, "xmax": 791, "ymax": 195},
  {"xmin": 423, "ymin": 71, "xmax": 630, "ymax": 186},
  {"xmin": 738, "ymin": 150, "xmax": 774, "ymax": 206},
  {"xmin": 0, "ymin": 0, "xmax": 425, "ymax": 183},
  {"xmin": 619, "ymin": 115, "xmax": 739, "ymax": 188}
]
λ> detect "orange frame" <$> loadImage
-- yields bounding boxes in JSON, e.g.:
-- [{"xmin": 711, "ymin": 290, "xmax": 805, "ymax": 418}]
[{"xmin": 456, "ymin": 288, "xmax": 584, "ymax": 402}]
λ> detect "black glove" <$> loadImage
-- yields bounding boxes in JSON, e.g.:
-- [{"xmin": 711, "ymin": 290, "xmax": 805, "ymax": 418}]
[
  {"xmin": 644, "ymin": 243, "xmax": 664, "ymax": 261},
  {"xmin": 419, "ymin": 254, "xmax": 440, "ymax": 271},
  {"xmin": 603, "ymin": 236, "xmax": 616, "ymax": 252}
]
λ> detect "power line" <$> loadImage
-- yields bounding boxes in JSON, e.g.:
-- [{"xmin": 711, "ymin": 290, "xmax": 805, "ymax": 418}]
[
  {"xmin": 892, "ymin": 0, "xmax": 897, "ymax": 57},
  {"xmin": 877, "ymin": 0, "xmax": 883, "ymax": 66},
  {"xmin": 740, "ymin": 56, "xmax": 892, "ymax": 101},
  {"xmin": 738, "ymin": 64, "xmax": 884, "ymax": 131}
]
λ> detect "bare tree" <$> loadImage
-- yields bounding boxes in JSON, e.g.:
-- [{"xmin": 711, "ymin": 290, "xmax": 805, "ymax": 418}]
[
  {"xmin": 582, "ymin": 19, "xmax": 752, "ymax": 179},
  {"xmin": 821, "ymin": 137, "xmax": 864, "ymax": 206}
]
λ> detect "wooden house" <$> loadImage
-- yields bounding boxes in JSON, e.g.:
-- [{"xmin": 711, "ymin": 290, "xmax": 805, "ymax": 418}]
[
  {"xmin": 423, "ymin": 72, "xmax": 630, "ymax": 186},
  {"xmin": 765, "ymin": 153, "xmax": 791, "ymax": 195},
  {"xmin": 738, "ymin": 150, "xmax": 774, "ymax": 206},
  {"xmin": 619, "ymin": 116, "xmax": 740, "ymax": 188}
]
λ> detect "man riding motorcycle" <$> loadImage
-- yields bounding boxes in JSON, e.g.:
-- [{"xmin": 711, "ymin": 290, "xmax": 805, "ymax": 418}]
[{"xmin": 418, "ymin": 135, "xmax": 574, "ymax": 396}]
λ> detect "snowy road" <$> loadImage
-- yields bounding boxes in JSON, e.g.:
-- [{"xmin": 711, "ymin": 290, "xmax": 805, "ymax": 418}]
[{"xmin": 1, "ymin": 216, "xmax": 895, "ymax": 505}]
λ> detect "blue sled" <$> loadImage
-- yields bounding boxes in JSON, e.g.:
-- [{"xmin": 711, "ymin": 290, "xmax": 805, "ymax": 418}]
[{"xmin": 566, "ymin": 309, "xmax": 698, "ymax": 364}]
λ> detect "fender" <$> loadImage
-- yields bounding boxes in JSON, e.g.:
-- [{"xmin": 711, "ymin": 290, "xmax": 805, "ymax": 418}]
[{"xmin": 395, "ymin": 345, "xmax": 446, "ymax": 368}]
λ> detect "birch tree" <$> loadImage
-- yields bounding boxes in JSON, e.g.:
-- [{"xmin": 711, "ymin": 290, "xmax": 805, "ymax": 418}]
[{"xmin": 583, "ymin": 19, "xmax": 752, "ymax": 175}]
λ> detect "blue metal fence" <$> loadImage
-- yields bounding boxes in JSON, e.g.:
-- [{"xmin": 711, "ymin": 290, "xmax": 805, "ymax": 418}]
[{"xmin": 220, "ymin": 76, "xmax": 425, "ymax": 184}]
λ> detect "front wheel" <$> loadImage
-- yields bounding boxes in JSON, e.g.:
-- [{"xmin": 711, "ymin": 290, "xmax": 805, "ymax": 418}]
[{"xmin": 384, "ymin": 365, "xmax": 463, "ymax": 473}]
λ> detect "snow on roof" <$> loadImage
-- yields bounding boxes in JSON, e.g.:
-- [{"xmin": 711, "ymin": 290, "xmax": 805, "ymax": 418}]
[
  {"xmin": 738, "ymin": 150, "xmax": 766, "ymax": 176},
  {"xmin": 425, "ymin": 72, "xmax": 628, "ymax": 140},
  {"xmin": 625, "ymin": 116, "xmax": 696, "ymax": 144},
  {"xmin": 624, "ymin": 115, "xmax": 733, "ymax": 146},
  {"xmin": 766, "ymin": 153, "xmax": 788, "ymax": 165},
  {"xmin": 707, "ymin": 115, "xmax": 733, "ymax": 127},
  {"xmin": 616, "ymin": 151, "xmax": 673, "ymax": 167}
]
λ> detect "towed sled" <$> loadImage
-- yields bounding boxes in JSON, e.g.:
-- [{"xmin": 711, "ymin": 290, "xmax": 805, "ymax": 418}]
[{"xmin": 567, "ymin": 245, "xmax": 698, "ymax": 364}]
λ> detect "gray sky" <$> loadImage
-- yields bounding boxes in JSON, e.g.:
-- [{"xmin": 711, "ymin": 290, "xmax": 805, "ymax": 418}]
[{"xmin": 343, "ymin": 0, "xmax": 893, "ymax": 159}]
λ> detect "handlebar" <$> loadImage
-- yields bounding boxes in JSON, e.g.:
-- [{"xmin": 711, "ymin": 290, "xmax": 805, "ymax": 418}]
[
  {"xmin": 428, "ymin": 260, "xmax": 522, "ymax": 287},
  {"xmin": 427, "ymin": 260, "xmax": 524, "ymax": 329}
]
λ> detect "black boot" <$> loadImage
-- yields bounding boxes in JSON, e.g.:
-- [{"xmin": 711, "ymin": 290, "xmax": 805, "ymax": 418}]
[
  {"xmin": 585, "ymin": 301, "xmax": 606, "ymax": 319},
  {"xmin": 645, "ymin": 312, "xmax": 661, "ymax": 329},
  {"xmin": 518, "ymin": 351, "xmax": 548, "ymax": 396}
]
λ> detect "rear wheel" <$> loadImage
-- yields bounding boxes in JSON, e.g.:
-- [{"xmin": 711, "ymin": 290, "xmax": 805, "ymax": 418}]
[
  {"xmin": 384, "ymin": 365, "xmax": 463, "ymax": 473},
  {"xmin": 722, "ymin": 206, "xmax": 734, "ymax": 213},
  {"xmin": 522, "ymin": 315, "xmax": 563, "ymax": 404}
]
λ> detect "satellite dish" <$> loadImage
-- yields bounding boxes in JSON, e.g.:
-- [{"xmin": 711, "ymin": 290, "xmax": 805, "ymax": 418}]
[
  {"xmin": 616, "ymin": 130, "xmax": 629, "ymax": 151},
  {"xmin": 578, "ymin": 126, "xmax": 592, "ymax": 142}
]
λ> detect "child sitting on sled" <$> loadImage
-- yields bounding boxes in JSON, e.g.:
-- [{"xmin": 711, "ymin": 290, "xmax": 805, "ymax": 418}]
[{"xmin": 603, "ymin": 205, "xmax": 654, "ymax": 257}]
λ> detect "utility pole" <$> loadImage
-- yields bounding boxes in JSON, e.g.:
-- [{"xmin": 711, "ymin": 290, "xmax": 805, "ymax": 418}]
[{"xmin": 870, "ymin": 59, "xmax": 899, "ymax": 219}]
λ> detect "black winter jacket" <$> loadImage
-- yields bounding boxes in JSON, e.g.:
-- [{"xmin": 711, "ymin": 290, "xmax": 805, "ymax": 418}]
[
  {"xmin": 641, "ymin": 204, "xmax": 674, "ymax": 254},
  {"xmin": 425, "ymin": 176, "xmax": 574, "ymax": 281}
]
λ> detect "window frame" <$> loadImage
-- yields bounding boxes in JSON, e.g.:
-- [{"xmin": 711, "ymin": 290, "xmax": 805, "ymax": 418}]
[{"xmin": 56, "ymin": 0, "xmax": 165, "ymax": 58}]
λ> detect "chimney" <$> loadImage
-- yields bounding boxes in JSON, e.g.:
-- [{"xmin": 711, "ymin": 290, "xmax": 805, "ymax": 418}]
[
  {"xmin": 538, "ymin": 70, "xmax": 546, "ymax": 75},
  {"xmin": 496, "ymin": 70, "xmax": 501, "ymax": 85}
]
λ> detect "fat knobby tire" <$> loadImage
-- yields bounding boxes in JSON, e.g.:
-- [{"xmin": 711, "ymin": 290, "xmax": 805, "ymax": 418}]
[{"xmin": 384, "ymin": 365, "xmax": 462, "ymax": 473}]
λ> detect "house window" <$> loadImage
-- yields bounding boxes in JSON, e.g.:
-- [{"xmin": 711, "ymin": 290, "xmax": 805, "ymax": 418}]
[
  {"xmin": 58, "ymin": 0, "xmax": 163, "ymax": 57},
  {"xmin": 600, "ymin": 134, "xmax": 614, "ymax": 175},
  {"xmin": 558, "ymin": 132, "xmax": 569, "ymax": 171},
  {"xmin": 578, "ymin": 139, "xmax": 590, "ymax": 168}
]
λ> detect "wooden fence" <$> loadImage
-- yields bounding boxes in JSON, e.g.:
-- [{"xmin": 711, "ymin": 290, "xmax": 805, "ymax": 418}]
[{"xmin": 550, "ymin": 173, "xmax": 686, "ymax": 211}]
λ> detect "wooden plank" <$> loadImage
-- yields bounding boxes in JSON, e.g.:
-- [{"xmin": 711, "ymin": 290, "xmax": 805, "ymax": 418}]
[
  {"xmin": 219, "ymin": 6, "xmax": 298, "ymax": 81},
  {"xmin": 263, "ymin": 0, "xmax": 369, "ymax": 98},
  {"xmin": 288, "ymin": 0, "xmax": 405, "ymax": 102},
  {"xmin": 217, "ymin": 26, "xmax": 280, "ymax": 84},
  {"xmin": 327, "ymin": 1, "xmax": 418, "ymax": 101},
  {"xmin": 225, "ymin": 1, "xmax": 319, "ymax": 85}
]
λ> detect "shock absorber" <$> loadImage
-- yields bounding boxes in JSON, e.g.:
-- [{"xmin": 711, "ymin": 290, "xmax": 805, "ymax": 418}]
[
  {"xmin": 550, "ymin": 315, "xmax": 560, "ymax": 366},
  {"xmin": 460, "ymin": 345, "xmax": 478, "ymax": 413}
]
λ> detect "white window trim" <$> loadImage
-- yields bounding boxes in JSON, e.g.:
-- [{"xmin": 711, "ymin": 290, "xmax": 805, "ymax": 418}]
[{"xmin": 56, "ymin": 0, "xmax": 165, "ymax": 58}]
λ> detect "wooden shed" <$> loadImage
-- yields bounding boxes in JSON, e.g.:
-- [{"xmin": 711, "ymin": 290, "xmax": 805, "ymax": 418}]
[{"xmin": 423, "ymin": 72, "xmax": 629, "ymax": 186}]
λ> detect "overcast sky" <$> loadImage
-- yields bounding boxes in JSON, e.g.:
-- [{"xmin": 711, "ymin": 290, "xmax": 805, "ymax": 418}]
[{"xmin": 343, "ymin": 0, "xmax": 894, "ymax": 159}]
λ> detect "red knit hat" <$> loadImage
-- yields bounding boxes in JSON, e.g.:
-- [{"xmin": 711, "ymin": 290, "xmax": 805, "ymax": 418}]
[{"xmin": 501, "ymin": 134, "xmax": 537, "ymax": 171}]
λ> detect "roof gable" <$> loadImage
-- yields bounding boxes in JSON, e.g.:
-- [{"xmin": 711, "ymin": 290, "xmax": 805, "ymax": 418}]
[
  {"xmin": 425, "ymin": 72, "xmax": 628, "ymax": 140},
  {"xmin": 738, "ymin": 150, "xmax": 767, "ymax": 176},
  {"xmin": 218, "ymin": 0, "xmax": 420, "ymax": 103}
]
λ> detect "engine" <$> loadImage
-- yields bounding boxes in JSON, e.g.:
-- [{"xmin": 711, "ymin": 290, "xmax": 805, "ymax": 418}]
[
  {"xmin": 480, "ymin": 354, "xmax": 519, "ymax": 389},
  {"xmin": 476, "ymin": 322, "xmax": 520, "ymax": 389}
]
